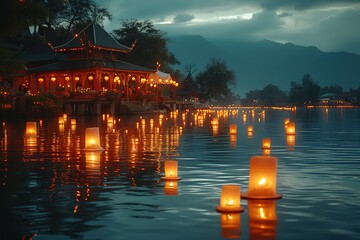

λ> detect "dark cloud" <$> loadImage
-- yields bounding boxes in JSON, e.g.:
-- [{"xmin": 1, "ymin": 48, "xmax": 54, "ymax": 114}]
[
  {"xmin": 173, "ymin": 13, "xmax": 195, "ymax": 23},
  {"xmin": 95, "ymin": 0, "xmax": 360, "ymax": 54}
]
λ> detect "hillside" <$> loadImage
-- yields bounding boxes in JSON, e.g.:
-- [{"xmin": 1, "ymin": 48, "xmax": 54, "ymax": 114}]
[{"xmin": 168, "ymin": 35, "xmax": 360, "ymax": 96}]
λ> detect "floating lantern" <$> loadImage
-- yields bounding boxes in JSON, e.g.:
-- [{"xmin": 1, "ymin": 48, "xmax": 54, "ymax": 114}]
[
  {"xmin": 141, "ymin": 118, "xmax": 146, "ymax": 125},
  {"xmin": 63, "ymin": 113, "xmax": 67, "ymax": 121},
  {"xmin": 84, "ymin": 127, "xmax": 104, "ymax": 151},
  {"xmin": 71, "ymin": 119, "xmax": 76, "ymax": 125},
  {"xmin": 211, "ymin": 117, "xmax": 219, "ymax": 126},
  {"xmin": 58, "ymin": 116, "xmax": 64, "ymax": 125},
  {"xmin": 248, "ymin": 200, "xmax": 277, "ymax": 240},
  {"xmin": 262, "ymin": 138, "xmax": 271, "ymax": 149},
  {"xmin": 242, "ymin": 156, "xmax": 282, "ymax": 199},
  {"xmin": 247, "ymin": 125, "xmax": 253, "ymax": 132},
  {"xmin": 25, "ymin": 122, "xmax": 37, "ymax": 137},
  {"xmin": 164, "ymin": 180, "xmax": 179, "ymax": 195},
  {"xmin": 284, "ymin": 118, "xmax": 290, "ymax": 127},
  {"xmin": 229, "ymin": 124, "xmax": 237, "ymax": 135},
  {"xmin": 220, "ymin": 213, "xmax": 241, "ymax": 239},
  {"xmin": 216, "ymin": 185, "xmax": 244, "ymax": 213},
  {"xmin": 248, "ymin": 131, "xmax": 253, "ymax": 139},
  {"xmin": 286, "ymin": 122, "xmax": 296, "ymax": 135},
  {"xmin": 161, "ymin": 160, "xmax": 181, "ymax": 180}
]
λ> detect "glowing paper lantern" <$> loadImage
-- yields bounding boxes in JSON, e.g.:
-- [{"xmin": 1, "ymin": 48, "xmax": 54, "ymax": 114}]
[
  {"xmin": 161, "ymin": 160, "xmax": 181, "ymax": 180},
  {"xmin": 84, "ymin": 127, "xmax": 104, "ymax": 151},
  {"xmin": 262, "ymin": 138, "xmax": 271, "ymax": 149},
  {"xmin": 247, "ymin": 125, "xmax": 253, "ymax": 132},
  {"xmin": 248, "ymin": 131, "xmax": 254, "ymax": 139},
  {"xmin": 216, "ymin": 185, "xmax": 244, "ymax": 213},
  {"xmin": 230, "ymin": 134, "xmax": 237, "ymax": 148},
  {"xmin": 242, "ymin": 156, "xmax": 282, "ymax": 199},
  {"xmin": 248, "ymin": 200, "xmax": 277, "ymax": 240},
  {"xmin": 220, "ymin": 213, "xmax": 241, "ymax": 239},
  {"xmin": 71, "ymin": 119, "xmax": 77, "ymax": 125},
  {"xmin": 164, "ymin": 180, "xmax": 179, "ymax": 195},
  {"xmin": 229, "ymin": 124, "xmax": 237, "ymax": 135},
  {"xmin": 285, "ymin": 122, "xmax": 296, "ymax": 135},
  {"xmin": 58, "ymin": 116, "xmax": 64, "ymax": 125},
  {"xmin": 211, "ymin": 117, "xmax": 219, "ymax": 126},
  {"xmin": 25, "ymin": 122, "xmax": 37, "ymax": 137}
]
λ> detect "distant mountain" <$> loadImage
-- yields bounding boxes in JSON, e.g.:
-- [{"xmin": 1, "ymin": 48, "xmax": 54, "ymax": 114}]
[{"xmin": 168, "ymin": 35, "xmax": 360, "ymax": 96}]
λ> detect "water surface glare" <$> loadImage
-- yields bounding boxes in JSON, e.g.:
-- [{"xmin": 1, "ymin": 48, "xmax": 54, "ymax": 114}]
[{"xmin": 1, "ymin": 109, "xmax": 360, "ymax": 240}]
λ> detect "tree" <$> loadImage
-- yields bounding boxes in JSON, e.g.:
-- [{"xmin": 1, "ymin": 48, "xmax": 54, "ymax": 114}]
[
  {"xmin": 242, "ymin": 89, "xmax": 262, "ymax": 105},
  {"xmin": 112, "ymin": 19, "xmax": 179, "ymax": 70},
  {"xmin": 260, "ymin": 84, "xmax": 288, "ymax": 106},
  {"xmin": 196, "ymin": 58, "xmax": 235, "ymax": 102},
  {"xmin": 289, "ymin": 74, "xmax": 320, "ymax": 106},
  {"xmin": 321, "ymin": 84, "xmax": 343, "ymax": 95}
]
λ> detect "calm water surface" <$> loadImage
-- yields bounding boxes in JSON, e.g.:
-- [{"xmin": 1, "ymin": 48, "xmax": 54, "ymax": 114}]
[{"xmin": 1, "ymin": 108, "xmax": 359, "ymax": 240}]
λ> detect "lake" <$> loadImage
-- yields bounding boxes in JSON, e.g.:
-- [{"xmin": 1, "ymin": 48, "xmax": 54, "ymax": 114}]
[{"xmin": 1, "ymin": 108, "xmax": 360, "ymax": 240}]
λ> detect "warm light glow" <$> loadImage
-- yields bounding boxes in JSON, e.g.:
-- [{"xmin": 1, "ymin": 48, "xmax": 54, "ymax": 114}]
[
  {"xmin": 38, "ymin": 77, "xmax": 44, "ymax": 83},
  {"xmin": 248, "ymin": 131, "xmax": 254, "ymax": 139},
  {"xmin": 88, "ymin": 75, "xmax": 94, "ymax": 81},
  {"xmin": 71, "ymin": 119, "xmax": 76, "ymax": 125},
  {"xmin": 284, "ymin": 118, "xmax": 290, "ymax": 126},
  {"xmin": 230, "ymin": 134, "xmax": 237, "ymax": 148},
  {"xmin": 84, "ymin": 127, "xmax": 104, "ymax": 151},
  {"xmin": 85, "ymin": 151, "xmax": 101, "ymax": 174},
  {"xmin": 50, "ymin": 76, "xmax": 56, "ymax": 82},
  {"xmin": 286, "ymin": 122, "xmax": 296, "ymax": 135},
  {"xmin": 248, "ymin": 125, "xmax": 253, "ymax": 132},
  {"xmin": 164, "ymin": 180, "xmax": 179, "ymax": 195},
  {"xmin": 262, "ymin": 138, "xmax": 271, "ymax": 149},
  {"xmin": 58, "ymin": 116, "xmax": 64, "ymax": 125},
  {"xmin": 286, "ymin": 134, "xmax": 296, "ymax": 148},
  {"xmin": 229, "ymin": 124, "xmax": 237, "ymax": 135},
  {"xmin": 242, "ymin": 156, "xmax": 282, "ymax": 199},
  {"xmin": 220, "ymin": 213, "xmax": 241, "ymax": 239},
  {"xmin": 262, "ymin": 148, "xmax": 271, "ymax": 156},
  {"xmin": 75, "ymin": 76, "xmax": 80, "ymax": 81},
  {"xmin": 248, "ymin": 200, "xmax": 277, "ymax": 240},
  {"xmin": 211, "ymin": 117, "xmax": 219, "ymax": 126},
  {"xmin": 25, "ymin": 122, "xmax": 37, "ymax": 137},
  {"xmin": 162, "ymin": 160, "xmax": 181, "ymax": 180},
  {"xmin": 216, "ymin": 185, "xmax": 244, "ymax": 212},
  {"xmin": 65, "ymin": 76, "xmax": 70, "ymax": 81},
  {"xmin": 104, "ymin": 75, "xmax": 109, "ymax": 81}
]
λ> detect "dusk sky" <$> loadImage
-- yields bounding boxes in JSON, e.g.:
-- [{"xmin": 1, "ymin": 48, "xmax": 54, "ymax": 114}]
[{"xmin": 95, "ymin": 0, "xmax": 360, "ymax": 55}]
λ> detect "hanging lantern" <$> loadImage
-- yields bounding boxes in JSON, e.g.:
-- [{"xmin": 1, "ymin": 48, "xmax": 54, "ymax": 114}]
[
  {"xmin": 286, "ymin": 122, "xmax": 296, "ymax": 135},
  {"xmin": 50, "ymin": 76, "xmax": 56, "ymax": 82},
  {"xmin": 248, "ymin": 200, "xmax": 277, "ymax": 240},
  {"xmin": 216, "ymin": 185, "xmax": 244, "ymax": 213},
  {"xmin": 75, "ymin": 76, "xmax": 80, "ymax": 81},
  {"xmin": 262, "ymin": 138, "xmax": 271, "ymax": 149},
  {"xmin": 220, "ymin": 213, "xmax": 241, "ymax": 239},
  {"xmin": 65, "ymin": 76, "xmax": 70, "ymax": 81},
  {"xmin": 25, "ymin": 122, "xmax": 37, "ymax": 137},
  {"xmin": 229, "ymin": 124, "xmax": 237, "ymax": 135},
  {"xmin": 104, "ymin": 75, "xmax": 109, "ymax": 81},
  {"xmin": 84, "ymin": 127, "xmax": 104, "ymax": 151},
  {"xmin": 88, "ymin": 75, "xmax": 94, "ymax": 81},
  {"xmin": 161, "ymin": 160, "xmax": 181, "ymax": 180},
  {"xmin": 242, "ymin": 156, "xmax": 282, "ymax": 199},
  {"xmin": 38, "ymin": 77, "xmax": 44, "ymax": 83},
  {"xmin": 164, "ymin": 180, "xmax": 179, "ymax": 195}
]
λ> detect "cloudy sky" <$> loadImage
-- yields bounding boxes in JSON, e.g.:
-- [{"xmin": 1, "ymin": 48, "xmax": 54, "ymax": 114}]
[{"xmin": 95, "ymin": 0, "xmax": 360, "ymax": 54}]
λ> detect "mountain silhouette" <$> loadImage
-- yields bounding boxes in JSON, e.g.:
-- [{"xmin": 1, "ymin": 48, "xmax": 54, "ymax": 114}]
[{"xmin": 168, "ymin": 35, "xmax": 360, "ymax": 96}]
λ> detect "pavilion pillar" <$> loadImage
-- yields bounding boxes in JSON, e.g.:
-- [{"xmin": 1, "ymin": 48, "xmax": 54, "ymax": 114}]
[{"xmin": 125, "ymin": 75, "xmax": 129, "ymax": 101}]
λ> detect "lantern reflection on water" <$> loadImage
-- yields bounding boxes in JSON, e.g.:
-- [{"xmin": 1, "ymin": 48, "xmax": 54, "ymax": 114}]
[
  {"xmin": 220, "ymin": 213, "xmax": 241, "ymax": 239},
  {"xmin": 242, "ymin": 156, "xmax": 282, "ymax": 200},
  {"xmin": 84, "ymin": 127, "xmax": 104, "ymax": 151},
  {"xmin": 262, "ymin": 148, "xmax": 271, "ymax": 156},
  {"xmin": 164, "ymin": 180, "xmax": 179, "ymax": 195},
  {"xmin": 247, "ymin": 125, "xmax": 253, "ymax": 133},
  {"xmin": 161, "ymin": 160, "xmax": 181, "ymax": 180},
  {"xmin": 230, "ymin": 134, "xmax": 237, "ymax": 148},
  {"xmin": 262, "ymin": 138, "xmax": 271, "ymax": 149},
  {"xmin": 85, "ymin": 151, "xmax": 101, "ymax": 174},
  {"xmin": 211, "ymin": 117, "xmax": 219, "ymax": 126},
  {"xmin": 216, "ymin": 185, "xmax": 244, "ymax": 213},
  {"xmin": 248, "ymin": 200, "xmax": 277, "ymax": 240},
  {"xmin": 286, "ymin": 134, "xmax": 296, "ymax": 149}
]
